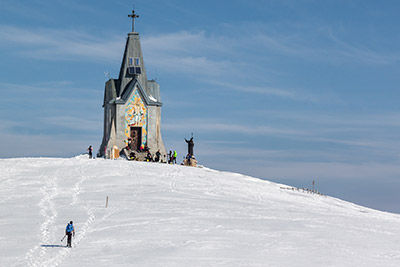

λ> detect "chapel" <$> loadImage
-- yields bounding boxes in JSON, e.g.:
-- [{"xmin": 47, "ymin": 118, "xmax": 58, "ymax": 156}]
[{"xmin": 99, "ymin": 9, "xmax": 167, "ymax": 160}]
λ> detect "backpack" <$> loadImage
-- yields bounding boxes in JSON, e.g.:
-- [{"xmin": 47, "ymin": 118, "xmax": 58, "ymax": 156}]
[{"xmin": 66, "ymin": 223, "xmax": 74, "ymax": 233}]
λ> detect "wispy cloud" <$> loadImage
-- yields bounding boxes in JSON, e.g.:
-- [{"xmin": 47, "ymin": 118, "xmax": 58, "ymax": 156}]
[
  {"xmin": 0, "ymin": 118, "xmax": 100, "ymax": 158},
  {"xmin": 248, "ymin": 108, "xmax": 400, "ymax": 129},
  {"xmin": 206, "ymin": 80, "xmax": 320, "ymax": 102},
  {"xmin": 0, "ymin": 25, "xmax": 237, "ymax": 76},
  {"xmin": 2, "ymin": 22, "xmax": 393, "ymax": 85},
  {"xmin": 43, "ymin": 116, "xmax": 101, "ymax": 131},
  {"xmin": 0, "ymin": 131, "xmax": 95, "ymax": 158},
  {"xmin": 163, "ymin": 108, "xmax": 400, "ymax": 156},
  {"xmin": 0, "ymin": 25, "xmax": 123, "ymax": 62},
  {"xmin": 246, "ymin": 160, "xmax": 400, "ymax": 181},
  {"xmin": 142, "ymin": 31, "xmax": 237, "ymax": 77},
  {"xmin": 0, "ymin": 81, "xmax": 100, "ymax": 105},
  {"xmin": 163, "ymin": 119, "xmax": 309, "ymax": 137},
  {"xmin": 142, "ymin": 31, "xmax": 209, "ymax": 53},
  {"xmin": 325, "ymin": 28, "xmax": 396, "ymax": 65},
  {"xmin": 145, "ymin": 54, "xmax": 233, "ymax": 77},
  {"xmin": 221, "ymin": 21, "xmax": 400, "ymax": 66}
]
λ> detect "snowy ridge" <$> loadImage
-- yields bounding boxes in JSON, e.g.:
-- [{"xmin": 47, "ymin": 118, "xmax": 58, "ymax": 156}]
[{"xmin": 1, "ymin": 157, "xmax": 400, "ymax": 267}]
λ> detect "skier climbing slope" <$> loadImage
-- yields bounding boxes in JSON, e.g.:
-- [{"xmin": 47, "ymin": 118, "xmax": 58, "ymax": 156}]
[{"xmin": 65, "ymin": 221, "xmax": 75, "ymax": 248}]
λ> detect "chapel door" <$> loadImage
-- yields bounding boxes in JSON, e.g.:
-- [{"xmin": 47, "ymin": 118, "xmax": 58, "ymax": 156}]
[{"xmin": 130, "ymin": 127, "xmax": 142, "ymax": 150}]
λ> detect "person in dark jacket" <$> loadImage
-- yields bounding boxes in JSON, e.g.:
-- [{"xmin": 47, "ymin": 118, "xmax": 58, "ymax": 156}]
[
  {"xmin": 87, "ymin": 146, "xmax": 93, "ymax": 159},
  {"xmin": 65, "ymin": 221, "xmax": 75, "ymax": 248},
  {"xmin": 146, "ymin": 151, "xmax": 153, "ymax": 162},
  {"xmin": 154, "ymin": 149, "xmax": 161, "ymax": 162},
  {"xmin": 168, "ymin": 150, "xmax": 172, "ymax": 164}
]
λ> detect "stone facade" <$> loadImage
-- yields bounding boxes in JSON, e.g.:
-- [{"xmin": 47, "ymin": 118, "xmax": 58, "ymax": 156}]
[{"xmin": 99, "ymin": 30, "xmax": 166, "ymax": 160}]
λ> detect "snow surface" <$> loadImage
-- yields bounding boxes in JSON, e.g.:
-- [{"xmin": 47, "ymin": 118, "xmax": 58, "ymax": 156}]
[{"xmin": 1, "ymin": 156, "xmax": 400, "ymax": 267}]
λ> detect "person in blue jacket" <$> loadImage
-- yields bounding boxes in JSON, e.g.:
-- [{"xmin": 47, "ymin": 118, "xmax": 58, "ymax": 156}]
[{"xmin": 65, "ymin": 221, "xmax": 75, "ymax": 248}]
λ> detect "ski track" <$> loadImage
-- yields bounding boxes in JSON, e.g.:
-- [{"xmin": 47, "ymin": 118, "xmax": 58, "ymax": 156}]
[
  {"xmin": 26, "ymin": 170, "xmax": 60, "ymax": 267},
  {"xmin": 50, "ymin": 161, "xmax": 124, "ymax": 267},
  {"xmin": 170, "ymin": 181, "xmax": 177, "ymax": 192},
  {"xmin": 24, "ymin": 163, "xmax": 105, "ymax": 267},
  {"xmin": 71, "ymin": 168, "xmax": 86, "ymax": 206},
  {"xmin": 4, "ymin": 158, "xmax": 400, "ymax": 266}
]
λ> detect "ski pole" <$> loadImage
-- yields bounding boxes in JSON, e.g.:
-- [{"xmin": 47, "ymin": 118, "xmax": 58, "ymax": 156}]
[{"xmin": 61, "ymin": 235, "xmax": 66, "ymax": 242}]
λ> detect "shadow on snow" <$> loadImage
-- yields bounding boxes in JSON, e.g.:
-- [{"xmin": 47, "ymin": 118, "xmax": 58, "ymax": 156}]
[{"xmin": 41, "ymin": 244, "xmax": 67, "ymax": 248}]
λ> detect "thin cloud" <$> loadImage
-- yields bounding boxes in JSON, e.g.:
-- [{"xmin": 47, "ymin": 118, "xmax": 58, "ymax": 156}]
[
  {"xmin": 163, "ymin": 112, "xmax": 400, "ymax": 153},
  {"xmin": 0, "ymin": 26, "xmax": 236, "ymax": 76},
  {"xmin": 145, "ymin": 54, "xmax": 233, "ymax": 77},
  {"xmin": 142, "ymin": 31, "xmax": 237, "ymax": 77},
  {"xmin": 1, "ymin": 21, "xmax": 397, "ymax": 73},
  {"xmin": 206, "ymin": 80, "xmax": 320, "ymax": 102},
  {"xmin": 246, "ymin": 161, "xmax": 400, "ymax": 181},
  {"xmin": 43, "ymin": 116, "xmax": 101, "ymax": 131},
  {"xmin": 142, "ymin": 31, "xmax": 208, "ymax": 53},
  {"xmin": 0, "ymin": 81, "xmax": 100, "ymax": 106},
  {"xmin": 244, "ymin": 109, "xmax": 400, "ymax": 150},
  {"xmin": 0, "ymin": 131, "xmax": 95, "ymax": 158},
  {"xmin": 163, "ymin": 119, "xmax": 309, "ymax": 136},
  {"xmin": 249, "ymin": 109, "xmax": 400, "ymax": 129},
  {"xmin": 325, "ymin": 28, "xmax": 396, "ymax": 65},
  {"xmin": 0, "ymin": 25, "xmax": 123, "ymax": 62},
  {"xmin": 233, "ymin": 22, "xmax": 399, "ymax": 65}
]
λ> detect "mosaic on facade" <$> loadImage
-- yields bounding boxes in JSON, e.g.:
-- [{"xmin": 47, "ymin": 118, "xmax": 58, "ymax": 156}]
[{"xmin": 125, "ymin": 88, "xmax": 147, "ymax": 145}]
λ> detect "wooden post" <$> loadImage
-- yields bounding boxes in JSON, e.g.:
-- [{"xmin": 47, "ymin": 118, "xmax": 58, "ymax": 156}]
[{"xmin": 106, "ymin": 196, "xmax": 109, "ymax": 208}]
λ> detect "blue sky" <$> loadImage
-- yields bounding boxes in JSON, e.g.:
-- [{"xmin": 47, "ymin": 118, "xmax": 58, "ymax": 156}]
[{"xmin": 1, "ymin": 0, "xmax": 400, "ymax": 213}]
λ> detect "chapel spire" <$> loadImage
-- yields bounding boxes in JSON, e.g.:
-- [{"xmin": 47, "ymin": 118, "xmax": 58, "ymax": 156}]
[
  {"xmin": 99, "ymin": 8, "xmax": 166, "ymax": 160},
  {"xmin": 128, "ymin": 9, "xmax": 139, "ymax": 32}
]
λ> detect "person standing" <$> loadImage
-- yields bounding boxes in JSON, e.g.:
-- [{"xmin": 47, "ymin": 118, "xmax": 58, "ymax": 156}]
[
  {"xmin": 155, "ymin": 149, "xmax": 161, "ymax": 162},
  {"xmin": 168, "ymin": 150, "xmax": 172, "ymax": 164},
  {"xmin": 65, "ymin": 221, "xmax": 75, "ymax": 248},
  {"xmin": 87, "ymin": 146, "xmax": 93, "ymax": 159},
  {"xmin": 173, "ymin": 150, "xmax": 177, "ymax": 164}
]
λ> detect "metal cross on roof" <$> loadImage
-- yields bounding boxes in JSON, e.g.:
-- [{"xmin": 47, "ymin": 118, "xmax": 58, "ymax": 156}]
[{"xmin": 128, "ymin": 9, "xmax": 139, "ymax": 32}]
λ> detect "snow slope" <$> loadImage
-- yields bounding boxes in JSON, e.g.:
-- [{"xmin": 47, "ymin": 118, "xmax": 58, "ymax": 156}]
[{"xmin": 1, "ymin": 156, "xmax": 400, "ymax": 267}]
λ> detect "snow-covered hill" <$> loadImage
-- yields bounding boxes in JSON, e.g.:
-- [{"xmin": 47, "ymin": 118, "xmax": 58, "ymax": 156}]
[{"xmin": 1, "ymin": 156, "xmax": 400, "ymax": 267}]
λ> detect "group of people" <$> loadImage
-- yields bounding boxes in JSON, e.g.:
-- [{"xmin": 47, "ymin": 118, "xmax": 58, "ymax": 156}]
[
  {"xmin": 127, "ymin": 146, "xmax": 166, "ymax": 163},
  {"xmin": 168, "ymin": 150, "xmax": 178, "ymax": 164},
  {"xmin": 145, "ymin": 149, "xmax": 162, "ymax": 162},
  {"xmin": 88, "ymin": 135, "xmax": 194, "ymax": 164},
  {"xmin": 124, "ymin": 136, "xmax": 180, "ymax": 164},
  {"xmin": 123, "ymin": 136, "xmax": 194, "ymax": 165}
]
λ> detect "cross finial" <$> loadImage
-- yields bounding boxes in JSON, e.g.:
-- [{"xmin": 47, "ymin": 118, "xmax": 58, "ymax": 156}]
[{"xmin": 128, "ymin": 9, "xmax": 139, "ymax": 32}]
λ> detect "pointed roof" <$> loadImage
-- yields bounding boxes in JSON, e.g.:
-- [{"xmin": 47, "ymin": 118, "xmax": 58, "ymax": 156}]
[
  {"xmin": 119, "ymin": 78, "xmax": 162, "ymax": 106},
  {"xmin": 117, "ymin": 31, "xmax": 149, "ymax": 97},
  {"xmin": 108, "ymin": 10, "xmax": 162, "ymax": 107}
]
